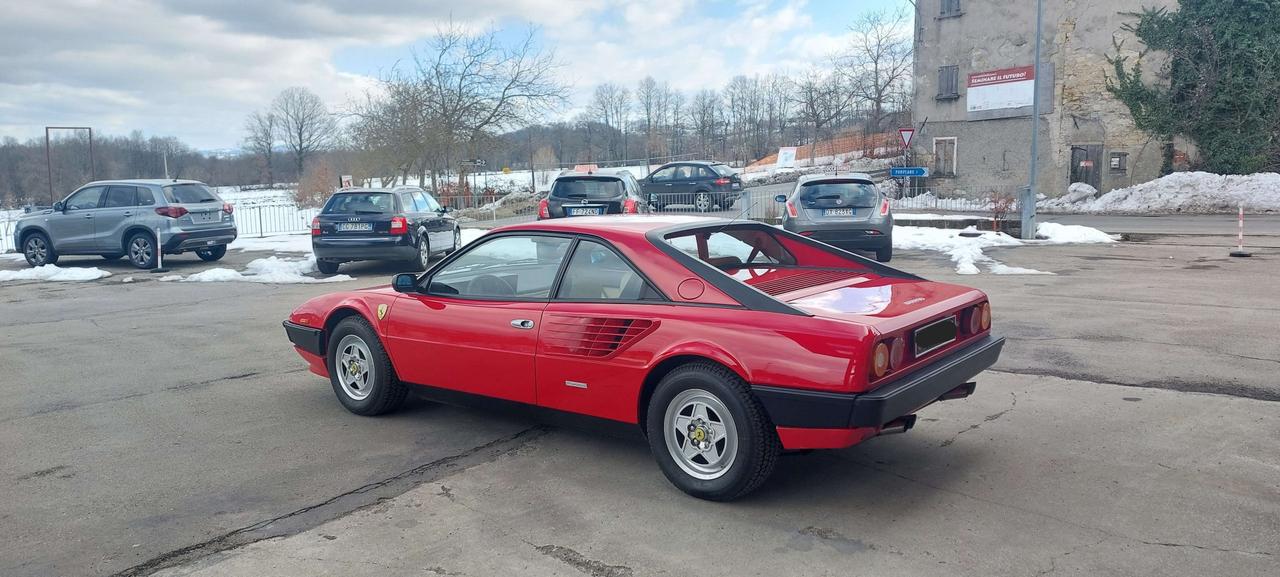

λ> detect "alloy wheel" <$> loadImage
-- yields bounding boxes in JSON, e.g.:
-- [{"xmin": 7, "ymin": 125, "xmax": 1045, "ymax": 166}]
[
  {"xmin": 335, "ymin": 334, "xmax": 375, "ymax": 400},
  {"xmin": 130, "ymin": 237, "xmax": 153, "ymax": 268},
  {"xmin": 663, "ymin": 388, "xmax": 738, "ymax": 480},
  {"xmin": 695, "ymin": 192, "xmax": 712, "ymax": 212},
  {"xmin": 24, "ymin": 237, "xmax": 48, "ymax": 266}
]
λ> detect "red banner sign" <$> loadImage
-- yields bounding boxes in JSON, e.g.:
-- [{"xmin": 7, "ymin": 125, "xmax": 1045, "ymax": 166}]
[{"xmin": 968, "ymin": 66, "xmax": 1035, "ymax": 88}]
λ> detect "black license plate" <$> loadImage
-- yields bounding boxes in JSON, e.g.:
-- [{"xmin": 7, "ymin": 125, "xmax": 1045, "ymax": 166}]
[
  {"xmin": 567, "ymin": 207, "xmax": 602, "ymax": 216},
  {"xmin": 914, "ymin": 316, "xmax": 958, "ymax": 357}
]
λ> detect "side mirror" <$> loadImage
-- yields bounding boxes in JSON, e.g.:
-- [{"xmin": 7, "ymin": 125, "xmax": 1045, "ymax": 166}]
[
  {"xmin": 392, "ymin": 273, "xmax": 419, "ymax": 293},
  {"xmin": 53, "ymin": 201, "xmax": 65, "ymax": 212},
  {"xmin": 773, "ymin": 195, "xmax": 787, "ymax": 203},
  {"xmin": 443, "ymin": 206, "xmax": 454, "ymax": 213}
]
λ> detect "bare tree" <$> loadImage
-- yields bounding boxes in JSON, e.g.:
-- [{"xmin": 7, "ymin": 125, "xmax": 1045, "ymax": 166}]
[
  {"xmin": 689, "ymin": 89, "xmax": 721, "ymax": 159},
  {"xmin": 791, "ymin": 70, "xmax": 855, "ymax": 162},
  {"xmin": 271, "ymin": 87, "xmax": 336, "ymax": 175},
  {"xmin": 591, "ymin": 83, "xmax": 630, "ymax": 160},
  {"xmin": 839, "ymin": 8, "xmax": 913, "ymax": 132},
  {"xmin": 243, "ymin": 110, "xmax": 277, "ymax": 185}
]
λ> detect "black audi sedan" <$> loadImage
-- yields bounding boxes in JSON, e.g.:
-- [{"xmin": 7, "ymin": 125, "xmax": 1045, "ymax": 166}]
[{"xmin": 311, "ymin": 186, "xmax": 459, "ymax": 274}]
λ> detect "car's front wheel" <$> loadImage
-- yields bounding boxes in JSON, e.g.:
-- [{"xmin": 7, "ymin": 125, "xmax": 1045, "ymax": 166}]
[
  {"xmin": 127, "ymin": 232, "xmax": 157, "ymax": 269},
  {"xmin": 327, "ymin": 316, "xmax": 407, "ymax": 416},
  {"xmin": 646, "ymin": 362, "xmax": 780, "ymax": 501},
  {"xmin": 23, "ymin": 233, "xmax": 58, "ymax": 267},
  {"xmin": 196, "ymin": 245, "xmax": 227, "ymax": 262}
]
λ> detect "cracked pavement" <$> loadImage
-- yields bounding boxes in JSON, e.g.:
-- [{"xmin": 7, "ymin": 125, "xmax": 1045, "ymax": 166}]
[{"xmin": 2, "ymin": 235, "xmax": 1277, "ymax": 576}]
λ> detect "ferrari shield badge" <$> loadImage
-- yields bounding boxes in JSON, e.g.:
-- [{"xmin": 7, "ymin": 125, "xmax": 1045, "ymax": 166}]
[{"xmin": 377, "ymin": 303, "xmax": 388, "ymax": 320}]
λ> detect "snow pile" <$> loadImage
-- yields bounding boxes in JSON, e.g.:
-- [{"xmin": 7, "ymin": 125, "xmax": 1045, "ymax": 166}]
[
  {"xmin": 230, "ymin": 234, "xmax": 313, "ymax": 253},
  {"xmin": 167, "ymin": 256, "xmax": 354, "ymax": 284},
  {"xmin": 0, "ymin": 264, "xmax": 112, "ymax": 282},
  {"xmin": 1039, "ymin": 172, "xmax": 1280, "ymax": 213},
  {"xmin": 896, "ymin": 213, "xmax": 993, "ymax": 221},
  {"xmin": 1, "ymin": 252, "xmax": 28, "ymax": 262},
  {"xmin": 893, "ymin": 226, "xmax": 1036, "ymax": 275},
  {"xmin": 1037, "ymin": 222, "xmax": 1117, "ymax": 244}
]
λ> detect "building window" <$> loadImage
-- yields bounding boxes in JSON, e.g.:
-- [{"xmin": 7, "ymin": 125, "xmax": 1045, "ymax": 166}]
[
  {"xmin": 940, "ymin": 0, "xmax": 963, "ymax": 17},
  {"xmin": 1109, "ymin": 152, "xmax": 1129, "ymax": 172},
  {"xmin": 936, "ymin": 66, "xmax": 960, "ymax": 100},
  {"xmin": 934, "ymin": 138, "xmax": 957, "ymax": 177}
]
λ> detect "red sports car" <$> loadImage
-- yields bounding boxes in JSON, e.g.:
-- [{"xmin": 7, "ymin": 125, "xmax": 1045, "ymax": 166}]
[{"xmin": 284, "ymin": 216, "xmax": 1003, "ymax": 500}]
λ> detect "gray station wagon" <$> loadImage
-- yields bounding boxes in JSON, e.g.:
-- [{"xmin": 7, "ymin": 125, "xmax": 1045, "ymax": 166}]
[{"xmin": 13, "ymin": 179, "xmax": 238, "ymax": 269}]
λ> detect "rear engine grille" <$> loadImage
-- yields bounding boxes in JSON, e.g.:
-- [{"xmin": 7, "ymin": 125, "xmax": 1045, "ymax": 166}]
[
  {"xmin": 542, "ymin": 316, "xmax": 657, "ymax": 358},
  {"xmin": 750, "ymin": 269, "xmax": 865, "ymax": 296}
]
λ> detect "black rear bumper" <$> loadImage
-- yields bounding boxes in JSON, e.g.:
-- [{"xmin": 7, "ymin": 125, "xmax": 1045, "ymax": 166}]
[
  {"xmin": 312, "ymin": 236, "xmax": 417, "ymax": 262},
  {"xmin": 283, "ymin": 320, "xmax": 325, "ymax": 356},
  {"xmin": 753, "ymin": 334, "xmax": 1005, "ymax": 428}
]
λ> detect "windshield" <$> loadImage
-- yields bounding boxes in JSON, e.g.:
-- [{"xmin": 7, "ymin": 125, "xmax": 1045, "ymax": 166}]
[
  {"xmin": 323, "ymin": 193, "xmax": 396, "ymax": 214},
  {"xmin": 551, "ymin": 177, "xmax": 625, "ymax": 199},
  {"xmin": 797, "ymin": 181, "xmax": 879, "ymax": 208},
  {"xmin": 162, "ymin": 183, "xmax": 218, "ymax": 204}
]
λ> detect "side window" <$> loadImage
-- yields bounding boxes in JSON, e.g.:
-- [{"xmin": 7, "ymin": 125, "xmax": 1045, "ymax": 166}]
[
  {"xmin": 557, "ymin": 240, "xmax": 658, "ymax": 301},
  {"xmin": 430, "ymin": 235, "xmax": 572, "ymax": 299},
  {"xmin": 416, "ymin": 191, "xmax": 441, "ymax": 212},
  {"xmin": 650, "ymin": 167, "xmax": 675, "ymax": 182},
  {"xmin": 136, "ymin": 187, "xmax": 156, "ymax": 206},
  {"xmin": 665, "ymin": 229, "xmax": 797, "ymax": 268},
  {"xmin": 697, "ymin": 166, "xmax": 716, "ymax": 179},
  {"xmin": 103, "ymin": 186, "xmax": 138, "ymax": 208},
  {"xmin": 675, "ymin": 166, "xmax": 695, "ymax": 179},
  {"xmin": 400, "ymin": 193, "xmax": 420, "ymax": 212},
  {"xmin": 64, "ymin": 186, "xmax": 105, "ymax": 210}
]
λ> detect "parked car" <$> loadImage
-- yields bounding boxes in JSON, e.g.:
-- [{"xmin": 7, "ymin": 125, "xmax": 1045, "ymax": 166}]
[
  {"xmin": 641, "ymin": 161, "xmax": 743, "ymax": 212},
  {"xmin": 283, "ymin": 216, "xmax": 1002, "ymax": 501},
  {"xmin": 537, "ymin": 168, "xmax": 649, "ymax": 219},
  {"xmin": 13, "ymin": 179, "xmax": 237, "ymax": 269},
  {"xmin": 777, "ymin": 173, "xmax": 894, "ymax": 262},
  {"xmin": 311, "ymin": 186, "xmax": 459, "ymax": 274}
]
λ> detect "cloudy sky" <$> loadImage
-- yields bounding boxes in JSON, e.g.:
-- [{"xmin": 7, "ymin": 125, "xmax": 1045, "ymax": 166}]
[{"xmin": 1, "ymin": 0, "xmax": 903, "ymax": 150}]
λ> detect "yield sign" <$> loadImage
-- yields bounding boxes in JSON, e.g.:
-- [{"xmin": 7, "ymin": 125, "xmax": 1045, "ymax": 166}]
[{"xmin": 898, "ymin": 127, "xmax": 916, "ymax": 148}]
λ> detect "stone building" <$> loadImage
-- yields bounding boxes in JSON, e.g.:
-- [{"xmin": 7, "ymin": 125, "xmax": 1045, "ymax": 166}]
[{"xmin": 910, "ymin": 0, "xmax": 1177, "ymax": 197}]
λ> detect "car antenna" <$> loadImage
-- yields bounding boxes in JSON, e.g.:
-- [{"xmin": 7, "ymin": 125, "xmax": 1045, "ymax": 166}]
[{"xmin": 707, "ymin": 186, "xmax": 764, "ymax": 238}]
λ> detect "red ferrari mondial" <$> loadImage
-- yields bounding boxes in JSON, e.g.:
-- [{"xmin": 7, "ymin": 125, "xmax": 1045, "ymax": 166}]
[{"xmin": 284, "ymin": 216, "xmax": 1003, "ymax": 500}]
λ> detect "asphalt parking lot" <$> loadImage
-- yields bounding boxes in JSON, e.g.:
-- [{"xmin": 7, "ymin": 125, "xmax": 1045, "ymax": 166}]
[{"xmin": 1, "ymin": 232, "xmax": 1277, "ymax": 576}]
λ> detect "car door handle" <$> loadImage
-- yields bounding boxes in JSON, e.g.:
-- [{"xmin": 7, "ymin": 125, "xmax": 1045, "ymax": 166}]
[
  {"xmin": 83, "ymin": 214, "xmax": 94, "ymax": 219},
  {"xmin": 123, "ymin": 212, "xmax": 133, "ymax": 216},
  {"xmin": 665, "ymin": 183, "xmax": 673, "ymax": 187},
  {"xmin": 510, "ymin": 319, "xmax": 535, "ymax": 330}
]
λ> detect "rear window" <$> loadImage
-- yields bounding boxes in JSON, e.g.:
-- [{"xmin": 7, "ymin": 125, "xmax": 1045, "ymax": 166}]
[
  {"xmin": 551, "ymin": 177, "xmax": 625, "ymax": 199},
  {"xmin": 710, "ymin": 164, "xmax": 736, "ymax": 177},
  {"xmin": 797, "ymin": 180, "xmax": 879, "ymax": 208},
  {"xmin": 664, "ymin": 228, "xmax": 796, "ymax": 269},
  {"xmin": 162, "ymin": 183, "xmax": 219, "ymax": 204},
  {"xmin": 323, "ymin": 193, "xmax": 397, "ymax": 214}
]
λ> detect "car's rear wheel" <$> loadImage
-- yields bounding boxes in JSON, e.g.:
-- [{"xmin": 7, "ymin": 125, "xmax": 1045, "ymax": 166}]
[
  {"xmin": 196, "ymin": 245, "xmax": 227, "ymax": 262},
  {"xmin": 327, "ymin": 316, "xmax": 407, "ymax": 416},
  {"xmin": 23, "ymin": 233, "xmax": 57, "ymax": 267},
  {"xmin": 646, "ymin": 362, "xmax": 779, "ymax": 501},
  {"xmin": 316, "ymin": 260, "xmax": 340, "ymax": 274},
  {"xmin": 445, "ymin": 228, "xmax": 461, "ymax": 254},
  {"xmin": 876, "ymin": 245, "xmax": 893, "ymax": 263},
  {"xmin": 407, "ymin": 234, "xmax": 429, "ymax": 272},
  {"xmin": 694, "ymin": 191, "xmax": 713, "ymax": 213},
  {"xmin": 127, "ymin": 232, "xmax": 157, "ymax": 269}
]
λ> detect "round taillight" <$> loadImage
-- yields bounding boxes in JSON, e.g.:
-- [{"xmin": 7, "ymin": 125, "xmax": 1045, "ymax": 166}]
[
  {"xmin": 889, "ymin": 337, "xmax": 905, "ymax": 369},
  {"xmin": 968, "ymin": 306, "xmax": 982, "ymax": 334},
  {"xmin": 980, "ymin": 303, "xmax": 992, "ymax": 331},
  {"xmin": 872, "ymin": 342, "xmax": 890, "ymax": 378}
]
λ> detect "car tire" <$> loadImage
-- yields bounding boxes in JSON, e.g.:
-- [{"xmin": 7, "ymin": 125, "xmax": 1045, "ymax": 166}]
[
  {"xmin": 316, "ymin": 260, "xmax": 341, "ymax": 275},
  {"xmin": 407, "ymin": 234, "xmax": 429, "ymax": 272},
  {"xmin": 876, "ymin": 246, "xmax": 893, "ymax": 263},
  {"xmin": 195, "ymin": 245, "xmax": 227, "ymax": 262},
  {"xmin": 645, "ymin": 362, "xmax": 780, "ymax": 501},
  {"xmin": 23, "ymin": 232, "xmax": 58, "ymax": 267},
  {"xmin": 127, "ymin": 232, "xmax": 157, "ymax": 269},
  {"xmin": 327, "ymin": 316, "xmax": 407, "ymax": 416},
  {"xmin": 445, "ymin": 228, "xmax": 461, "ymax": 254},
  {"xmin": 693, "ymin": 191, "xmax": 713, "ymax": 213}
]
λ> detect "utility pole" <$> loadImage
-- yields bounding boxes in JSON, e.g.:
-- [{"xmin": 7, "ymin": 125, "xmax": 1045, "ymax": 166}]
[{"xmin": 1022, "ymin": 0, "xmax": 1044, "ymax": 240}]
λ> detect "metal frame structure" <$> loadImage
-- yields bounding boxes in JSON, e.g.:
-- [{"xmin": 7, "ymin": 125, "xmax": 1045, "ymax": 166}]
[{"xmin": 45, "ymin": 126, "xmax": 95, "ymax": 205}]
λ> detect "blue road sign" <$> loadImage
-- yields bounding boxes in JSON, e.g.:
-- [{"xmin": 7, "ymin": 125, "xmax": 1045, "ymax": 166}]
[{"xmin": 890, "ymin": 167, "xmax": 929, "ymax": 178}]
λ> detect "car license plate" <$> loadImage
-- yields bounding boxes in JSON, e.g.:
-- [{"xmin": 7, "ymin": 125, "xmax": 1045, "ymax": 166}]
[
  {"xmin": 336, "ymin": 222, "xmax": 372, "ymax": 232},
  {"xmin": 824, "ymin": 208, "xmax": 855, "ymax": 217},
  {"xmin": 567, "ymin": 207, "xmax": 602, "ymax": 216},
  {"xmin": 914, "ymin": 316, "xmax": 958, "ymax": 357},
  {"xmin": 193, "ymin": 211, "xmax": 220, "ymax": 223}
]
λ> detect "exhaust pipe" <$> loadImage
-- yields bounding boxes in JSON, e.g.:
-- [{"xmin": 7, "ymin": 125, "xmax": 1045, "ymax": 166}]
[{"xmin": 878, "ymin": 414, "xmax": 917, "ymax": 436}]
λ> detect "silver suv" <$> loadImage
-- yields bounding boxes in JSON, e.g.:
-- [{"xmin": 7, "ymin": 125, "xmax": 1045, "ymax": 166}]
[{"xmin": 14, "ymin": 179, "xmax": 238, "ymax": 269}]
